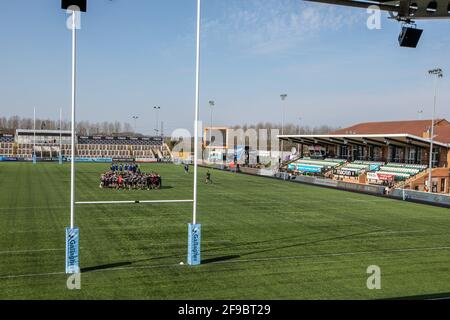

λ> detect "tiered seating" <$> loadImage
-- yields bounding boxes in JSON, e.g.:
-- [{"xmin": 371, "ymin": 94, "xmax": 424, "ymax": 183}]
[
  {"xmin": 377, "ymin": 163, "xmax": 428, "ymax": 181},
  {"xmin": 386, "ymin": 163, "xmax": 427, "ymax": 170},
  {"xmin": 345, "ymin": 163, "xmax": 370, "ymax": 170},
  {"xmin": 76, "ymin": 136, "xmax": 164, "ymax": 159},
  {"xmin": 324, "ymin": 158, "xmax": 346, "ymax": 165},
  {"xmin": 336, "ymin": 161, "xmax": 384, "ymax": 178},
  {"xmin": 0, "ymin": 134, "xmax": 14, "ymax": 157},
  {"xmin": 0, "ymin": 135, "xmax": 14, "ymax": 143},
  {"xmin": 288, "ymin": 158, "xmax": 342, "ymax": 174},
  {"xmin": 354, "ymin": 160, "xmax": 385, "ymax": 167},
  {"xmin": 78, "ymin": 136, "xmax": 163, "ymax": 146},
  {"xmin": 335, "ymin": 163, "xmax": 367, "ymax": 177}
]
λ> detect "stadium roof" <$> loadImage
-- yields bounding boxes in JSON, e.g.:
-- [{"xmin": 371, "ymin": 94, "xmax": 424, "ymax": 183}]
[
  {"xmin": 329, "ymin": 119, "xmax": 450, "ymax": 144},
  {"xmin": 279, "ymin": 119, "xmax": 450, "ymax": 148},
  {"xmin": 16, "ymin": 129, "xmax": 72, "ymax": 136},
  {"xmin": 278, "ymin": 133, "xmax": 449, "ymax": 148}
]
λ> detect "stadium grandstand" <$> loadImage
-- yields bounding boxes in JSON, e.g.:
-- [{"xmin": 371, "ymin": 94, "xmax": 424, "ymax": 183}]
[
  {"xmin": 0, "ymin": 129, "xmax": 173, "ymax": 162},
  {"xmin": 279, "ymin": 119, "xmax": 450, "ymax": 194}
]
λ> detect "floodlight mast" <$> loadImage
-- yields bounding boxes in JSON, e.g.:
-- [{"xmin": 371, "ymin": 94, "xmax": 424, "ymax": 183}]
[
  {"xmin": 209, "ymin": 100, "xmax": 215, "ymax": 149},
  {"xmin": 280, "ymin": 94, "xmax": 287, "ymax": 164},
  {"xmin": 427, "ymin": 68, "xmax": 443, "ymax": 193},
  {"xmin": 132, "ymin": 115, "xmax": 139, "ymax": 133},
  {"xmin": 154, "ymin": 106, "xmax": 161, "ymax": 136}
]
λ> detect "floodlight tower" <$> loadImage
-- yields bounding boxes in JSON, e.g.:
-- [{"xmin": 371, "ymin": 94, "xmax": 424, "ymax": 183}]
[
  {"xmin": 132, "ymin": 115, "xmax": 139, "ymax": 134},
  {"xmin": 154, "ymin": 106, "xmax": 161, "ymax": 136},
  {"xmin": 208, "ymin": 100, "xmax": 215, "ymax": 148},
  {"xmin": 61, "ymin": 0, "xmax": 87, "ymax": 275},
  {"xmin": 427, "ymin": 68, "xmax": 443, "ymax": 193},
  {"xmin": 280, "ymin": 94, "xmax": 287, "ymax": 163},
  {"xmin": 297, "ymin": 117, "xmax": 302, "ymax": 154},
  {"xmin": 417, "ymin": 110, "xmax": 424, "ymax": 120}
]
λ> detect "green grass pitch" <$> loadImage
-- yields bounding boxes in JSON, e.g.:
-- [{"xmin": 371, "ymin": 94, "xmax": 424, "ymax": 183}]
[{"xmin": 0, "ymin": 162, "xmax": 449, "ymax": 299}]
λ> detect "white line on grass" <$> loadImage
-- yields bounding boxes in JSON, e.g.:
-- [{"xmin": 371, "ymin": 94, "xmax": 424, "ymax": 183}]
[
  {"xmin": 0, "ymin": 271, "xmax": 65, "ymax": 280},
  {"xmin": 0, "ymin": 248, "xmax": 64, "ymax": 255},
  {"xmin": 370, "ymin": 230, "xmax": 426, "ymax": 235},
  {"xmin": 1, "ymin": 245, "xmax": 450, "ymax": 281},
  {"xmin": 0, "ymin": 206, "xmax": 68, "ymax": 212}
]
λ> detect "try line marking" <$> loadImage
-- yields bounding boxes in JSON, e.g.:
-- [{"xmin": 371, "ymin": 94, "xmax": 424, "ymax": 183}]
[
  {"xmin": 0, "ymin": 248, "xmax": 64, "ymax": 255},
  {"xmin": 76, "ymin": 199, "xmax": 194, "ymax": 205},
  {"xmin": 1, "ymin": 245, "xmax": 450, "ymax": 280}
]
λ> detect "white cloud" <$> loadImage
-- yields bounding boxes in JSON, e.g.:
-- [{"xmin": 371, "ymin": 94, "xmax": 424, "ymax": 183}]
[{"xmin": 204, "ymin": 0, "xmax": 363, "ymax": 55}]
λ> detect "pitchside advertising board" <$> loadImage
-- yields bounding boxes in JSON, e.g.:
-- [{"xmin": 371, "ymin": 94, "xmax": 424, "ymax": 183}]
[
  {"xmin": 367, "ymin": 172, "xmax": 394, "ymax": 182},
  {"xmin": 136, "ymin": 158, "xmax": 158, "ymax": 163},
  {"xmin": 188, "ymin": 224, "xmax": 201, "ymax": 265},
  {"xmin": 288, "ymin": 164, "xmax": 322, "ymax": 173},
  {"xmin": 0, "ymin": 157, "xmax": 19, "ymax": 162},
  {"xmin": 66, "ymin": 157, "xmax": 113, "ymax": 163},
  {"xmin": 335, "ymin": 169, "xmax": 358, "ymax": 177},
  {"xmin": 112, "ymin": 158, "xmax": 135, "ymax": 163},
  {"xmin": 66, "ymin": 228, "xmax": 80, "ymax": 274}
]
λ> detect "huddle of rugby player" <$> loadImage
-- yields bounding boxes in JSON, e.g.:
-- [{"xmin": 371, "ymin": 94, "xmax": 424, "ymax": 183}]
[{"xmin": 100, "ymin": 163, "xmax": 162, "ymax": 190}]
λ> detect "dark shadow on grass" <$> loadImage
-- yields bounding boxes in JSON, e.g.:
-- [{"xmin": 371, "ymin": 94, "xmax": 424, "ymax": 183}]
[
  {"xmin": 240, "ymin": 230, "xmax": 385, "ymax": 257},
  {"xmin": 201, "ymin": 232, "xmax": 324, "ymax": 254},
  {"xmin": 129, "ymin": 229, "xmax": 384, "ymax": 264},
  {"xmin": 132, "ymin": 253, "xmax": 184, "ymax": 264},
  {"xmin": 388, "ymin": 292, "xmax": 450, "ymax": 300},
  {"xmin": 202, "ymin": 255, "xmax": 241, "ymax": 264},
  {"xmin": 129, "ymin": 235, "xmax": 322, "ymax": 264},
  {"xmin": 81, "ymin": 262, "xmax": 132, "ymax": 273}
]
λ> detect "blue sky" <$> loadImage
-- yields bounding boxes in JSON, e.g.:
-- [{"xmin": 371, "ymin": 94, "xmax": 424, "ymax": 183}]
[{"xmin": 0, "ymin": 0, "xmax": 449, "ymax": 136}]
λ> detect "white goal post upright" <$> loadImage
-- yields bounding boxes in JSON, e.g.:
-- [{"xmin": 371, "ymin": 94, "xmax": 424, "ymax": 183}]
[
  {"xmin": 193, "ymin": 0, "xmax": 201, "ymax": 227},
  {"xmin": 59, "ymin": 108, "xmax": 63, "ymax": 165},
  {"xmin": 70, "ymin": 9, "xmax": 76, "ymax": 231},
  {"xmin": 63, "ymin": 1, "xmax": 86, "ymax": 275},
  {"xmin": 187, "ymin": 0, "xmax": 202, "ymax": 266}
]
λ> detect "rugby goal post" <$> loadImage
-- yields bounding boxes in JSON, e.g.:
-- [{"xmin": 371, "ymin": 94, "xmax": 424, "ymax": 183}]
[{"xmin": 64, "ymin": 0, "xmax": 204, "ymax": 274}]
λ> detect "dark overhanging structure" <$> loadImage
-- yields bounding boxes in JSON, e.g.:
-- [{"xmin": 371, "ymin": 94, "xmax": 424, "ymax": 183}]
[
  {"xmin": 278, "ymin": 133, "xmax": 449, "ymax": 166},
  {"xmin": 61, "ymin": 0, "xmax": 87, "ymax": 12}
]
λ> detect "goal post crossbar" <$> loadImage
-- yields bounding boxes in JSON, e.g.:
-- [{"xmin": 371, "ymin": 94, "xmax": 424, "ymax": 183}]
[{"xmin": 75, "ymin": 199, "xmax": 194, "ymax": 205}]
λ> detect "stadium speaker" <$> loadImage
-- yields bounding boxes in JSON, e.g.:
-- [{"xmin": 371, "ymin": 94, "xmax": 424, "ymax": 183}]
[
  {"xmin": 398, "ymin": 26, "xmax": 423, "ymax": 48},
  {"xmin": 61, "ymin": 0, "xmax": 87, "ymax": 12}
]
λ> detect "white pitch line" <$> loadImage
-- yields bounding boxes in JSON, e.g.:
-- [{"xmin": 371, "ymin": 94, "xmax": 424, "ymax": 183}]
[
  {"xmin": 0, "ymin": 206, "xmax": 68, "ymax": 212},
  {"xmin": 76, "ymin": 199, "xmax": 194, "ymax": 205},
  {"xmin": 370, "ymin": 230, "xmax": 426, "ymax": 235},
  {"xmin": 1, "ymin": 246, "xmax": 450, "ymax": 281},
  {"xmin": 0, "ymin": 248, "xmax": 64, "ymax": 255},
  {"xmin": 0, "ymin": 271, "xmax": 65, "ymax": 280}
]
